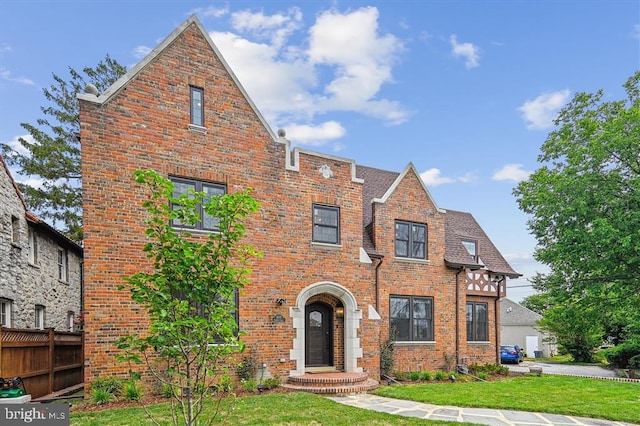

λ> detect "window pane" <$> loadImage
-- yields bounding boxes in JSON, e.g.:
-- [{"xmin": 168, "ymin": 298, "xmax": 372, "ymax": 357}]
[
  {"xmin": 202, "ymin": 184, "xmax": 224, "ymax": 230},
  {"xmin": 475, "ymin": 303, "xmax": 488, "ymax": 341},
  {"xmin": 412, "ymin": 225, "xmax": 426, "ymax": 243},
  {"xmin": 172, "ymin": 181, "xmax": 196, "ymax": 228},
  {"xmin": 313, "ymin": 225, "xmax": 337, "ymax": 243},
  {"xmin": 412, "ymin": 241, "xmax": 425, "ymax": 258},
  {"xmin": 462, "ymin": 240, "xmax": 477, "ymax": 257},
  {"xmin": 314, "ymin": 207, "xmax": 337, "ymax": 226},
  {"xmin": 191, "ymin": 87, "xmax": 203, "ymax": 126},
  {"xmin": 390, "ymin": 297, "xmax": 410, "ymax": 340},
  {"xmin": 395, "ymin": 222, "xmax": 409, "ymax": 241},
  {"xmin": 466, "ymin": 303, "xmax": 474, "ymax": 340}
]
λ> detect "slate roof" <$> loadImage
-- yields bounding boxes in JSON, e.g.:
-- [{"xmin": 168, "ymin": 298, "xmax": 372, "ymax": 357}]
[
  {"xmin": 356, "ymin": 164, "xmax": 520, "ymax": 277},
  {"xmin": 500, "ymin": 298, "xmax": 542, "ymax": 325}
]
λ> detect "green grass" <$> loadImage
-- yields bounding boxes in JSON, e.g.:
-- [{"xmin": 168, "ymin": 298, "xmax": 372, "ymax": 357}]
[
  {"xmin": 70, "ymin": 376, "xmax": 639, "ymax": 425},
  {"xmin": 71, "ymin": 392, "xmax": 466, "ymax": 425},
  {"xmin": 375, "ymin": 375, "xmax": 639, "ymax": 423}
]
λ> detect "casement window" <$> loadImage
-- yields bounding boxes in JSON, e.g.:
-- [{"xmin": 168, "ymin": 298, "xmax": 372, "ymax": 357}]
[
  {"xmin": 173, "ymin": 290, "xmax": 239, "ymax": 343},
  {"xmin": 390, "ymin": 296, "xmax": 434, "ymax": 341},
  {"xmin": 170, "ymin": 177, "xmax": 226, "ymax": 231},
  {"xmin": 57, "ymin": 248, "xmax": 68, "ymax": 282},
  {"xmin": 11, "ymin": 215, "xmax": 19, "ymax": 243},
  {"xmin": 312, "ymin": 204, "xmax": 340, "ymax": 244},
  {"xmin": 28, "ymin": 228, "xmax": 38, "ymax": 264},
  {"xmin": 35, "ymin": 305, "xmax": 45, "ymax": 330},
  {"xmin": 67, "ymin": 311, "xmax": 75, "ymax": 332},
  {"xmin": 0, "ymin": 299, "xmax": 12, "ymax": 327},
  {"xmin": 190, "ymin": 86, "xmax": 204, "ymax": 127},
  {"xmin": 395, "ymin": 221, "xmax": 427, "ymax": 259},
  {"xmin": 466, "ymin": 302, "xmax": 488, "ymax": 342},
  {"xmin": 462, "ymin": 239, "xmax": 478, "ymax": 262}
]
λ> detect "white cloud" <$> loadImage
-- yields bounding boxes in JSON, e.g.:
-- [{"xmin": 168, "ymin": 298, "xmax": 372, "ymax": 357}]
[
  {"xmin": 283, "ymin": 121, "xmax": 346, "ymax": 146},
  {"xmin": 209, "ymin": 6, "xmax": 409, "ymax": 138},
  {"xmin": 420, "ymin": 168, "xmax": 455, "ymax": 186},
  {"xmin": 1, "ymin": 43, "xmax": 11, "ymax": 53},
  {"xmin": 3, "ymin": 134, "xmax": 34, "ymax": 156},
  {"xmin": 517, "ymin": 89, "xmax": 570, "ymax": 130},
  {"xmin": 492, "ymin": 163, "xmax": 531, "ymax": 183},
  {"xmin": 189, "ymin": 5, "xmax": 229, "ymax": 18},
  {"xmin": 231, "ymin": 7, "xmax": 302, "ymax": 48},
  {"xmin": 450, "ymin": 34, "xmax": 480, "ymax": 69},
  {"xmin": 633, "ymin": 24, "xmax": 640, "ymax": 39},
  {"xmin": 0, "ymin": 67, "xmax": 34, "ymax": 85},
  {"xmin": 306, "ymin": 7, "xmax": 408, "ymax": 124},
  {"xmin": 132, "ymin": 45, "xmax": 152, "ymax": 59}
]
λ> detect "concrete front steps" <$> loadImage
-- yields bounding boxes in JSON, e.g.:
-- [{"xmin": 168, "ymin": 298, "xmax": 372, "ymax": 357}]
[{"xmin": 283, "ymin": 371, "xmax": 379, "ymax": 395}]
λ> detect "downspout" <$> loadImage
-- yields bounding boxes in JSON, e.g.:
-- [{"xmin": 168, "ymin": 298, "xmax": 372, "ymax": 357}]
[
  {"xmin": 495, "ymin": 275, "xmax": 503, "ymax": 364},
  {"xmin": 374, "ymin": 257, "xmax": 383, "ymax": 311}
]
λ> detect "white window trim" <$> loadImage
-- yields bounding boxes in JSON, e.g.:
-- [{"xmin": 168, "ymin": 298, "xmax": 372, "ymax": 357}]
[
  {"xmin": 0, "ymin": 299, "xmax": 12, "ymax": 327},
  {"xmin": 35, "ymin": 305, "xmax": 45, "ymax": 330}
]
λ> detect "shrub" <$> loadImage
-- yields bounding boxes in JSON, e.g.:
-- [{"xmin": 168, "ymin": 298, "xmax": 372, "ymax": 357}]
[
  {"xmin": 393, "ymin": 371, "xmax": 409, "ymax": 381},
  {"xmin": 262, "ymin": 377, "xmax": 281, "ymax": 390},
  {"xmin": 420, "ymin": 371, "xmax": 432, "ymax": 381},
  {"xmin": 161, "ymin": 383, "xmax": 174, "ymax": 398},
  {"xmin": 380, "ymin": 329, "xmax": 396, "ymax": 377},
  {"xmin": 237, "ymin": 355, "xmax": 258, "ymax": 381},
  {"xmin": 434, "ymin": 371, "xmax": 447, "ymax": 381},
  {"xmin": 629, "ymin": 354, "xmax": 640, "ymax": 369},
  {"xmin": 123, "ymin": 381, "xmax": 142, "ymax": 401},
  {"xmin": 91, "ymin": 389, "xmax": 113, "ymax": 405},
  {"xmin": 409, "ymin": 371, "xmax": 421, "ymax": 381},
  {"xmin": 478, "ymin": 372, "xmax": 488, "ymax": 381},
  {"xmin": 214, "ymin": 375, "xmax": 234, "ymax": 394},
  {"xmin": 90, "ymin": 376, "xmax": 123, "ymax": 396},
  {"xmin": 241, "ymin": 379, "xmax": 257, "ymax": 393},
  {"xmin": 603, "ymin": 342, "xmax": 640, "ymax": 368}
]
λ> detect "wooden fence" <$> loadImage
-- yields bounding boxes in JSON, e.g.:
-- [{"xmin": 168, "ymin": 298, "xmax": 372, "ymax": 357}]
[{"xmin": 0, "ymin": 327, "xmax": 83, "ymax": 399}]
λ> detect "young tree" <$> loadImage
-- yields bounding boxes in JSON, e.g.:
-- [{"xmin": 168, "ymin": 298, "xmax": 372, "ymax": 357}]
[
  {"xmin": 117, "ymin": 170, "xmax": 260, "ymax": 426},
  {"xmin": 514, "ymin": 71, "xmax": 640, "ymax": 350},
  {"xmin": 1, "ymin": 55, "xmax": 126, "ymax": 241}
]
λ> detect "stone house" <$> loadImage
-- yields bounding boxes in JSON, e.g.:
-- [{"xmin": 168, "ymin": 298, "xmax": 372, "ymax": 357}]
[
  {"xmin": 0, "ymin": 155, "xmax": 83, "ymax": 331},
  {"xmin": 78, "ymin": 15, "xmax": 519, "ymax": 390}
]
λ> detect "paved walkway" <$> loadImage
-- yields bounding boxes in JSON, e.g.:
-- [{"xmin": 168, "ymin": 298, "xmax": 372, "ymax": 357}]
[{"xmin": 328, "ymin": 394, "xmax": 638, "ymax": 426}]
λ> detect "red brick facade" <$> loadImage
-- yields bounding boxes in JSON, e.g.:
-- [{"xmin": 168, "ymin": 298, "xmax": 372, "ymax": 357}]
[{"xmin": 79, "ymin": 16, "xmax": 517, "ymax": 387}]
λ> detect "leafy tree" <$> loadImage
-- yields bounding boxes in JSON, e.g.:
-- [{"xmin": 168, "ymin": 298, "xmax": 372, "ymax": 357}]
[
  {"xmin": 514, "ymin": 71, "xmax": 640, "ymax": 353},
  {"xmin": 1, "ymin": 55, "xmax": 126, "ymax": 241},
  {"xmin": 117, "ymin": 170, "xmax": 261, "ymax": 426}
]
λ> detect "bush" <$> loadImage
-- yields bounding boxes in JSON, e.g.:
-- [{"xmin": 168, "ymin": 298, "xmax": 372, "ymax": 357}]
[
  {"xmin": 262, "ymin": 377, "xmax": 281, "ymax": 390},
  {"xmin": 409, "ymin": 371, "xmax": 421, "ymax": 381},
  {"xmin": 392, "ymin": 371, "xmax": 409, "ymax": 381},
  {"xmin": 90, "ymin": 376, "xmax": 124, "ymax": 396},
  {"xmin": 434, "ymin": 371, "xmax": 447, "ymax": 381},
  {"xmin": 91, "ymin": 388, "xmax": 113, "ymax": 405},
  {"xmin": 380, "ymin": 329, "xmax": 396, "ymax": 377},
  {"xmin": 237, "ymin": 355, "xmax": 257, "ymax": 381},
  {"xmin": 241, "ymin": 379, "xmax": 257, "ymax": 393},
  {"xmin": 214, "ymin": 375, "xmax": 234, "ymax": 394},
  {"xmin": 603, "ymin": 342, "xmax": 640, "ymax": 368},
  {"xmin": 420, "ymin": 371, "xmax": 432, "ymax": 381},
  {"xmin": 629, "ymin": 354, "xmax": 640, "ymax": 369},
  {"xmin": 478, "ymin": 372, "xmax": 488, "ymax": 381},
  {"xmin": 123, "ymin": 381, "xmax": 142, "ymax": 401}
]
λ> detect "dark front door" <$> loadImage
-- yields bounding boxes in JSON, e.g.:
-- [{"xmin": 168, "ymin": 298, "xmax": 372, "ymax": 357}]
[{"xmin": 305, "ymin": 302, "xmax": 333, "ymax": 367}]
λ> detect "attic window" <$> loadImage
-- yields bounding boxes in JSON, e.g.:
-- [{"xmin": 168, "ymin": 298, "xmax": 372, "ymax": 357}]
[
  {"xmin": 190, "ymin": 86, "xmax": 204, "ymax": 127},
  {"xmin": 462, "ymin": 240, "xmax": 478, "ymax": 262}
]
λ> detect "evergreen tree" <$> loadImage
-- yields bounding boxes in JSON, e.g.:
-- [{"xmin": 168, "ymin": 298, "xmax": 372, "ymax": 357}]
[{"xmin": 1, "ymin": 55, "xmax": 126, "ymax": 241}]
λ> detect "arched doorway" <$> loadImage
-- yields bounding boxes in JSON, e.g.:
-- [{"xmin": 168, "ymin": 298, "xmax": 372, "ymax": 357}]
[{"xmin": 305, "ymin": 302, "xmax": 333, "ymax": 367}]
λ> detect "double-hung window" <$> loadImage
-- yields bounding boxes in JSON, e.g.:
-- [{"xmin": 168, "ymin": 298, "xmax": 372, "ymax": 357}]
[
  {"xmin": 312, "ymin": 204, "xmax": 340, "ymax": 244},
  {"xmin": 58, "ymin": 248, "xmax": 68, "ymax": 282},
  {"xmin": 395, "ymin": 221, "xmax": 427, "ymax": 259},
  {"xmin": 190, "ymin": 86, "xmax": 204, "ymax": 127},
  {"xmin": 35, "ymin": 305, "xmax": 45, "ymax": 330},
  {"xmin": 0, "ymin": 299, "xmax": 12, "ymax": 327},
  {"xmin": 390, "ymin": 296, "xmax": 434, "ymax": 341},
  {"xmin": 170, "ymin": 177, "xmax": 226, "ymax": 231},
  {"xmin": 28, "ymin": 228, "xmax": 38, "ymax": 265},
  {"xmin": 466, "ymin": 302, "xmax": 488, "ymax": 341}
]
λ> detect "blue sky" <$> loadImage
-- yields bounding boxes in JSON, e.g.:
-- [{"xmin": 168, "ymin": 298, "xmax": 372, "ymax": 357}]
[{"xmin": 1, "ymin": 1, "xmax": 638, "ymax": 301}]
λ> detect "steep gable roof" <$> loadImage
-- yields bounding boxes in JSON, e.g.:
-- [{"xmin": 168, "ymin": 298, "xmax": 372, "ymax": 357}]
[
  {"xmin": 1, "ymin": 155, "xmax": 82, "ymax": 253},
  {"xmin": 77, "ymin": 15, "xmax": 278, "ymax": 143},
  {"xmin": 445, "ymin": 209, "xmax": 520, "ymax": 277},
  {"xmin": 356, "ymin": 163, "xmax": 519, "ymax": 277},
  {"xmin": 500, "ymin": 298, "xmax": 542, "ymax": 325}
]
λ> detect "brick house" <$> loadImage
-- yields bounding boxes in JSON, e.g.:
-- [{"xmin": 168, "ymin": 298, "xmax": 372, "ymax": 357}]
[
  {"xmin": 78, "ymin": 16, "xmax": 519, "ymax": 390},
  {"xmin": 0, "ymin": 155, "xmax": 83, "ymax": 331}
]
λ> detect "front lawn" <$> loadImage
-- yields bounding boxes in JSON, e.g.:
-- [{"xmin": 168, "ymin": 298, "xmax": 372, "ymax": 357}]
[{"xmin": 375, "ymin": 375, "xmax": 639, "ymax": 423}]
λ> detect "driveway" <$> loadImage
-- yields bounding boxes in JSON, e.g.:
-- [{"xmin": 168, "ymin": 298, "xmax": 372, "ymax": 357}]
[{"xmin": 506, "ymin": 361, "xmax": 618, "ymax": 378}]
